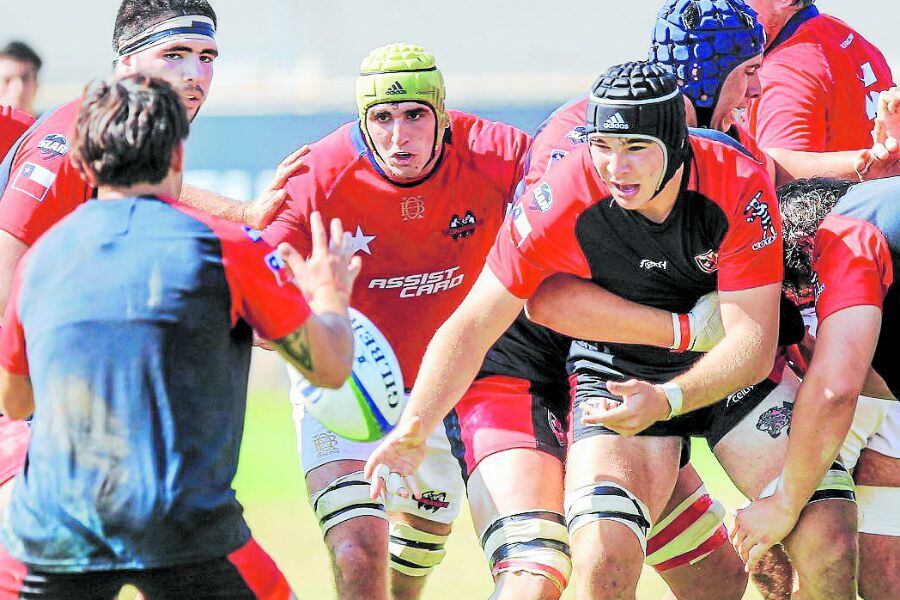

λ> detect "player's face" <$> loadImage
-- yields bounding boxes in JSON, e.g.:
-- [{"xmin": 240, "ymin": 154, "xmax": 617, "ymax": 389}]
[
  {"xmin": 366, "ymin": 102, "xmax": 439, "ymax": 183},
  {"xmin": 589, "ymin": 135, "xmax": 668, "ymax": 215},
  {"xmin": 118, "ymin": 39, "xmax": 218, "ymax": 121},
  {"xmin": 711, "ymin": 55, "xmax": 763, "ymax": 131},
  {"xmin": 0, "ymin": 58, "xmax": 38, "ymax": 113}
]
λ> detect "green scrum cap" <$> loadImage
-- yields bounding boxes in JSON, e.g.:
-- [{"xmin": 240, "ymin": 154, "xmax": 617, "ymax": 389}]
[{"xmin": 356, "ymin": 43, "xmax": 448, "ymax": 150}]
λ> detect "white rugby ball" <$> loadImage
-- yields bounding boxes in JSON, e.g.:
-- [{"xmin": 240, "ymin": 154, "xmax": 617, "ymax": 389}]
[{"xmin": 289, "ymin": 308, "xmax": 405, "ymax": 442}]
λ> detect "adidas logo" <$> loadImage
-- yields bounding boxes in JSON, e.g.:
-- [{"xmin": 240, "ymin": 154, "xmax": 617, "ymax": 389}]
[
  {"xmin": 385, "ymin": 81, "xmax": 407, "ymax": 95},
  {"xmin": 603, "ymin": 112, "xmax": 629, "ymax": 130}
]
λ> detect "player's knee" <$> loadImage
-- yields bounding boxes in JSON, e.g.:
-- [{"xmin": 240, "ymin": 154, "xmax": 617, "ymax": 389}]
[
  {"xmin": 310, "ymin": 470, "xmax": 387, "ymax": 535},
  {"xmin": 388, "ymin": 521, "xmax": 449, "ymax": 578},
  {"xmin": 480, "ymin": 511, "xmax": 571, "ymax": 593},
  {"xmin": 565, "ymin": 482, "xmax": 648, "ymax": 586},
  {"xmin": 565, "ymin": 481, "xmax": 650, "ymax": 554},
  {"xmin": 327, "ymin": 524, "xmax": 389, "ymax": 578},
  {"xmin": 646, "ymin": 486, "xmax": 727, "ymax": 571}
]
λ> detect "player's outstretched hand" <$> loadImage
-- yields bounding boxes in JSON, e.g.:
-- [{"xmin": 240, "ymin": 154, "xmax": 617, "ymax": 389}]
[
  {"xmin": 278, "ymin": 211, "xmax": 362, "ymax": 302},
  {"xmin": 856, "ymin": 89, "xmax": 900, "ymax": 181},
  {"xmin": 364, "ymin": 417, "xmax": 427, "ymax": 500},
  {"xmin": 583, "ymin": 379, "xmax": 671, "ymax": 435},
  {"xmin": 729, "ymin": 496, "xmax": 801, "ymax": 572},
  {"xmin": 243, "ymin": 145, "xmax": 311, "ymax": 229}
]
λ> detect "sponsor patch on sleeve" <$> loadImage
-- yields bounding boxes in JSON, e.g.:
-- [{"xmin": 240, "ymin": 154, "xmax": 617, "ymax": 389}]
[
  {"xmin": 12, "ymin": 162, "xmax": 56, "ymax": 202},
  {"xmin": 263, "ymin": 248, "xmax": 294, "ymax": 286},
  {"xmin": 512, "ymin": 203, "xmax": 533, "ymax": 247}
]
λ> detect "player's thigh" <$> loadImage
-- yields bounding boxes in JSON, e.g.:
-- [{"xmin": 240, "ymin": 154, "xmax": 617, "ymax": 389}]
[
  {"xmin": 468, "ymin": 448, "xmax": 564, "ymax": 534},
  {"xmin": 566, "ymin": 434, "xmax": 682, "ymax": 525},
  {"xmin": 855, "ymin": 448, "xmax": 900, "ymax": 600},
  {"xmin": 711, "ymin": 375, "xmax": 798, "ymax": 499}
]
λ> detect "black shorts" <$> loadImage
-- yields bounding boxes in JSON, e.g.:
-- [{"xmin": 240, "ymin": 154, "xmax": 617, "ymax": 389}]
[
  {"xmin": 570, "ymin": 372, "xmax": 778, "ymax": 450},
  {"xmin": 9, "ymin": 538, "xmax": 290, "ymax": 600}
]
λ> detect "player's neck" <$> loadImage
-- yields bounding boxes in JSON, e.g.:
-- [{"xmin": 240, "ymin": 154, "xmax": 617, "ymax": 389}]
[
  {"xmin": 97, "ymin": 175, "xmax": 182, "ymax": 202},
  {"xmin": 635, "ymin": 166, "xmax": 685, "ymax": 224}
]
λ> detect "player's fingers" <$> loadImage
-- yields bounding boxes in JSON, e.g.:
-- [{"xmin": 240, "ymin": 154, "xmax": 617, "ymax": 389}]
[
  {"xmin": 277, "ymin": 242, "xmax": 307, "ymax": 275},
  {"xmin": 746, "ymin": 543, "xmax": 770, "ymax": 572},
  {"xmin": 329, "ymin": 218, "xmax": 346, "ymax": 254},
  {"xmin": 582, "ymin": 401, "xmax": 629, "ymax": 425},
  {"xmin": 272, "ymin": 146, "xmax": 311, "ymax": 186},
  {"xmin": 405, "ymin": 475, "xmax": 422, "ymax": 500},
  {"xmin": 367, "ymin": 463, "xmax": 389, "ymax": 500},
  {"xmin": 345, "ymin": 255, "xmax": 363, "ymax": 288},
  {"xmin": 606, "ymin": 379, "xmax": 640, "ymax": 397},
  {"xmin": 872, "ymin": 142, "xmax": 889, "ymax": 161},
  {"xmin": 308, "ymin": 212, "xmax": 328, "ymax": 256}
]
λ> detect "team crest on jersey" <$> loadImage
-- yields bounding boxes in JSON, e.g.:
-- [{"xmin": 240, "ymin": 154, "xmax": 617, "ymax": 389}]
[
  {"xmin": 548, "ymin": 410, "xmax": 567, "ymax": 446},
  {"xmin": 757, "ymin": 401, "xmax": 793, "ymax": 438},
  {"xmin": 400, "ymin": 195, "xmax": 425, "ymax": 221},
  {"xmin": 37, "ymin": 134, "xmax": 69, "ymax": 159},
  {"xmin": 743, "ymin": 191, "xmax": 778, "ymax": 250},
  {"xmin": 811, "ymin": 271, "xmax": 825, "ymax": 301},
  {"xmin": 263, "ymin": 248, "xmax": 294, "ymax": 286},
  {"xmin": 416, "ymin": 490, "xmax": 450, "ymax": 513},
  {"xmin": 529, "ymin": 183, "xmax": 553, "ymax": 212},
  {"xmin": 694, "ymin": 249, "xmax": 719, "ymax": 274},
  {"xmin": 565, "ymin": 126, "xmax": 588, "ymax": 145},
  {"xmin": 443, "ymin": 210, "xmax": 483, "ymax": 240}
]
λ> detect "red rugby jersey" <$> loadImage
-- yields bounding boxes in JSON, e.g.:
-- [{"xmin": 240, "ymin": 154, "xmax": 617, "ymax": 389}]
[
  {"xmin": 489, "ymin": 134, "xmax": 782, "ymax": 301},
  {"xmin": 748, "ymin": 8, "xmax": 894, "ymax": 152},
  {"xmin": 263, "ymin": 110, "xmax": 531, "ymax": 384},
  {"xmin": 0, "ymin": 106, "xmax": 34, "ymax": 159},
  {"xmin": 0, "ymin": 99, "xmax": 91, "ymax": 245}
]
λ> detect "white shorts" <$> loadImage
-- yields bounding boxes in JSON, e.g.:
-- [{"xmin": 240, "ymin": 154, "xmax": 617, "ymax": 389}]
[
  {"xmin": 289, "ymin": 367, "xmax": 463, "ymax": 525},
  {"xmin": 800, "ymin": 308, "xmax": 900, "ymax": 469}
]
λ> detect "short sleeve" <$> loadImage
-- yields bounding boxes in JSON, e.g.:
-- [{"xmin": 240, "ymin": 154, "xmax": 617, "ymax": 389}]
[
  {"xmin": 717, "ymin": 169, "xmax": 784, "ymax": 291},
  {"xmin": 486, "ymin": 161, "xmax": 591, "ymax": 298},
  {"xmin": 0, "ymin": 259, "xmax": 29, "ymax": 375},
  {"xmin": 0, "ymin": 105, "xmax": 91, "ymax": 245},
  {"xmin": 221, "ymin": 235, "xmax": 312, "ymax": 341},
  {"xmin": 813, "ymin": 217, "xmax": 892, "ymax": 322},
  {"xmin": 0, "ymin": 107, "xmax": 34, "ymax": 155},
  {"xmin": 751, "ymin": 50, "xmax": 828, "ymax": 151}
]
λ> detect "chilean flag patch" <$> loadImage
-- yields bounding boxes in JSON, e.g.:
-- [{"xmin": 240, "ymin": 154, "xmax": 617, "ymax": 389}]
[{"xmin": 12, "ymin": 162, "xmax": 56, "ymax": 202}]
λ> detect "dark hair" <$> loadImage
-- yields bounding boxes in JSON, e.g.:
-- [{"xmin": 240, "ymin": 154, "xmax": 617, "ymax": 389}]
[
  {"xmin": 0, "ymin": 41, "xmax": 42, "ymax": 72},
  {"xmin": 112, "ymin": 0, "xmax": 217, "ymax": 53},
  {"xmin": 779, "ymin": 178, "xmax": 855, "ymax": 300},
  {"xmin": 792, "ymin": 0, "xmax": 816, "ymax": 7},
  {"xmin": 71, "ymin": 74, "xmax": 189, "ymax": 187}
]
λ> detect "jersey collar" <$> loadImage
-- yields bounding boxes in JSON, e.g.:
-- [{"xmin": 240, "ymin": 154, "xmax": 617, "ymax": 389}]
[
  {"xmin": 766, "ymin": 5, "xmax": 820, "ymax": 54},
  {"xmin": 351, "ymin": 122, "xmax": 451, "ymax": 189}
]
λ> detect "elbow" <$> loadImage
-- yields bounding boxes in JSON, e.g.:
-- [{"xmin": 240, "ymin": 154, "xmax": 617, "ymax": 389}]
[
  {"xmin": 523, "ymin": 295, "xmax": 556, "ymax": 329},
  {"xmin": 747, "ymin": 344, "xmax": 779, "ymax": 385},
  {"xmin": 308, "ymin": 368, "xmax": 350, "ymax": 390},
  {"xmin": 821, "ymin": 380, "xmax": 862, "ymax": 410}
]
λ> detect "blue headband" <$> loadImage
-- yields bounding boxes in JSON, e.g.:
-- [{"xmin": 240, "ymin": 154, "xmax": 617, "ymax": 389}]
[
  {"xmin": 650, "ymin": 0, "xmax": 764, "ymax": 113},
  {"xmin": 117, "ymin": 15, "xmax": 216, "ymax": 57}
]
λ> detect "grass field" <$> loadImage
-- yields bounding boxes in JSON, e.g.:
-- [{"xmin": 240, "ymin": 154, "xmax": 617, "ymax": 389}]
[{"xmin": 234, "ymin": 390, "xmax": 764, "ymax": 599}]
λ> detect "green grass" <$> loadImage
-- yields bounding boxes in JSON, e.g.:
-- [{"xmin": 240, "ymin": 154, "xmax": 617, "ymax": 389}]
[{"xmin": 234, "ymin": 391, "xmax": 762, "ymax": 599}]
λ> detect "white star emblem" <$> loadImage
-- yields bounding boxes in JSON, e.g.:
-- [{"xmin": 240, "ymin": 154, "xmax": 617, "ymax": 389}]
[{"xmin": 349, "ymin": 226, "xmax": 376, "ymax": 255}]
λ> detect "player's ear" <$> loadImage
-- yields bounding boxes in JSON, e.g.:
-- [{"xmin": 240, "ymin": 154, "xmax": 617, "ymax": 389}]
[{"xmin": 170, "ymin": 142, "xmax": 184, "ymax": 175}]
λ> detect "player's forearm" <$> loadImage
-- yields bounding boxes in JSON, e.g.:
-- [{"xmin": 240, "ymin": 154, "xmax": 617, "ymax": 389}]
[
  {"xmin": 768, "ymin": 148, "xmax": 865, "ymax": 187},
  {"xmin": 526, "ymin": 275, "xmax": 673, "ymax": 347},
  {"xmin": 179, "ymin": 184, "xmax": 248, "ymax": 225},
  {"xmin": 403, "ymin": 312, "xmax": 503, "ymax": 437},
  {"xmin": 673, "ymin": 318, "xmax": 774, "ymax": 413},
  {"xmin": 0, "ymin": 230, "xmax": 28, "ymax": 321},
  {"xmin": 775, "ymin": 372, "xmax": 857, "ymax": 512}
]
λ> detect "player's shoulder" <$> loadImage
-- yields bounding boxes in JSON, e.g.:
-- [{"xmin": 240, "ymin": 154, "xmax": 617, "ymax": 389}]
[
  {"xmin": 447, "ymin": 109, "xmax": 530, "ymax": 158},
  {"xmin": 161, "ymin": 197, "xmax": 259, "ymax": 248},
  {"xmin": 690, "ymin": 130, "xmax": 766, "ymax": 177},
  {"xmin": 12, "ymin": 98, "xmax": 81, "ymax": 158},
  {"xmin": 285, "ymin": 121, "xmax": 366, "ymax": 192},
  {"xmin": 520, "ymin": 145, "xmax": 597, "ymax": 212},
  {"xmin": 534, "ymin": 96, "xmax": 589, "ymax": 142},
  {"xmin": 0, "ymin": 105, "xmax": 34, "ymax": 131}
]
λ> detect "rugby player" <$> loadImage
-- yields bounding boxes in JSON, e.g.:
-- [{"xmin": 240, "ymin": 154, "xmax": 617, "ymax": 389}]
[
  {"xmin": 744, "ymin": 0, "xmax": 898, "ymax": 181},
  {"xmin": 261, "ymin": 43, "xmax": 531, "ymax": 600},
  {"xmin": 0, "ymin": 73, "xmax": 357, "ymax": 599},
  {"xmin": 732, "ymin": 176, "xmax": 900, "ymax": 600},
  {"xmin": 0, "ymin": 0, "xmax": 307, "ymax": 570},
  {"xmin": 0, "ymin": 42, "xmax": 41, "ymax": 115},
  {"xmin": 367, "ymin": 61, "xmax": 860, "ymax": 600}
]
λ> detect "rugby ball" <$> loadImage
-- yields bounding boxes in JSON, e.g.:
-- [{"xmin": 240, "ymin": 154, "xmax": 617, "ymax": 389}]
[{"xmin": 289, "ymin": 308, "xmax": 405, "ymax": 441}]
